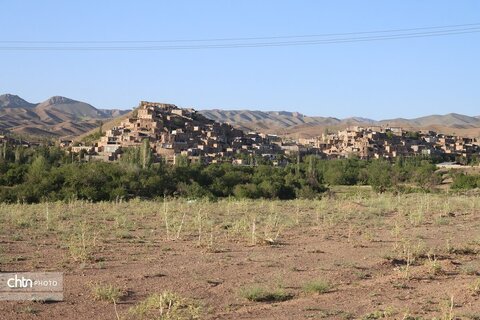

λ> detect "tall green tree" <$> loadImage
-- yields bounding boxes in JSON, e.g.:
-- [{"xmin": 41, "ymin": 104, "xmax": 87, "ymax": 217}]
[{"xmin": 141, "ymin": 139, "xmax": 152, "ymax": 169}]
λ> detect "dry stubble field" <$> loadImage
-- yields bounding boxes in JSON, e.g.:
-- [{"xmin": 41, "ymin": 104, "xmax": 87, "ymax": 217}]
[{"xmin": 1, "ymin": 187, "xmax": 480, "ymax": 319}]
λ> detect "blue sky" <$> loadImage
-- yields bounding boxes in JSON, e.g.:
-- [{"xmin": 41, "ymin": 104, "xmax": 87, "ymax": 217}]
[{"xmin": 1, "ymin": 1, "xmax": 479, "ymax": 119}]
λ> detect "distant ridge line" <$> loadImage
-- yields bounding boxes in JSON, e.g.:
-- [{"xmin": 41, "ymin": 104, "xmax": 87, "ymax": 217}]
[{"xmin": 1, "ymin": 93, "xmax": 480, "ymax": 139}]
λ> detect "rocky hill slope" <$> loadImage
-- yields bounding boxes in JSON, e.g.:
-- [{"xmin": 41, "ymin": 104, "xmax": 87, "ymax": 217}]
[
  {"xmin": 198, "ymin": 109, "xmax": 480, "ymax": 138},
  {"xmin": 0, "ymin": 94, "xmax": 129, "ymax": 138}
]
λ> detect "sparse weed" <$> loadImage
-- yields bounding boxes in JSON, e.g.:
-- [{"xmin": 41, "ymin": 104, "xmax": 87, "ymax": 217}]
[
  {"xmin": 127, "ymin": 291, "xmax": 201, "ymax": 320},
  {"xmin": 91, "ymin": 283, "xmax": 124, "ymax": 303},
  {"xmin": 435, "ymin": 296, "xmax": 455, "ymax": 320},
  {"xmin": 67, "ymin": 228, "xmax": 96, "ymax": 264},
  {"xmin": 471, "ymin": 278, "xmax": 480, "ymax": 296},
  {"xmin": 450, "ymin": 246, "xmax": 478, "ymax": 255},
  {"xmin": 408, "ymin": 209, "xmax": 424, "ymax": 226},
  {"xmin": 354, "ymin": 270, "xmax": 371, "ymax": 280},
  {"xmin": 461, "ymin": 264, "xmax": 479, "ymax": 276},
  {"xmin": 11, "ymin": 233, "xmax": 23, "ymax": 241},
  {"xmin": 302, "ymin": 279, "xmax": 331, "ymax": 294},
  {"xmin": 362, "ymin": 307, "xmax": 395, "ymax": 319},
  {"xmin": 19, "ymin": 305, "xmax": 39, "ymax": 315},
  {"xmin": 426, "ymin": 254, "xmax": 442, "ymax": 276},
  {"xmin": 240, "ymin": 285, "xmax": 292, "ymax": 302}
]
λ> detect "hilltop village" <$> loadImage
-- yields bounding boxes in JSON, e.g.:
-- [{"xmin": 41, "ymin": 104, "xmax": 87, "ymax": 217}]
[
  {"xmin": 65, "ymin": 101, "xmax": 480, "ymax": 164},
  {"xmin": 69, "ymin": 101, "xmax": 283, "ymax": 164}
]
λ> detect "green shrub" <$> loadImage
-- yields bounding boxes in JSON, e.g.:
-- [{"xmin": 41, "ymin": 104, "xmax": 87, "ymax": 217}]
[
  {"xmin": 367, "ymin": 159, "xmax": 392, "ymax": 192},
  {"xmin": 302, "ymin": 279, "xmax": 331, "ymax": 294},
  {"xmin": 240, "ymin": 285, "xmax": 292, "ymax": 302},
  {"xmin": 451, "ymin": 173, "xmax": 480, "ymax": 190},
  {"xmin": 91, "ymin": 284, "xmax": 124, "ymax": 303},
  {"xmin": 233, "ymin": 184, "xmax": 262, "ymax": 199}
]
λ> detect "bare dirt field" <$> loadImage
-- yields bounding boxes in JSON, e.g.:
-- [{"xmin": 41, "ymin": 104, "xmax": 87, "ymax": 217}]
[{"xmin": 1, "ymin": 188, "xmax": 480, "ymax": 319}]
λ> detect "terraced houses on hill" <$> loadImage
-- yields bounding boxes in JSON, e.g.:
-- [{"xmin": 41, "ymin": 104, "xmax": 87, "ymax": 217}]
[
  {"xmin": 65, "ymin": 102, "xmax": 480, "ymax": 164},
  {"xmin": 299, "ymin": 126, "xmax": 480, "ymax": 160},
  {"xmin": 79, "ymin": 101, "xmax": 283, "ymax": 164}
]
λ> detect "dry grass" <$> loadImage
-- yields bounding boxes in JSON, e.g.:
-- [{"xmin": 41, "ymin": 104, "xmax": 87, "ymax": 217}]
[
  {"xmin": 91, "ymin": 283, "xmax": 124, "ymax": 303},
  {"xmin": 127, "ymin": 291, "xmax": 201, "ymax": 320},
  {"xmin": 1, "ymin": 187, "xmax": 480, "ymax": 319}
]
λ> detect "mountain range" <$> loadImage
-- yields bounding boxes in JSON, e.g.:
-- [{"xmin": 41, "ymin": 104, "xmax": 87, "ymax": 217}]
[
  {"xmin": 199, "ymin": 109, "xmax": 480, "ymax": 138},
  {"xmin": 1, "ymin": 94, "xmax": 479, "ymax": 139},
  {"xmin": 0, "ymin": 94, "xmax": 129, "ymax": 138}
]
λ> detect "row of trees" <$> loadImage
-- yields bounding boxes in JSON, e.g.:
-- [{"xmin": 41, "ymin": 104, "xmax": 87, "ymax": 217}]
[
  {"xmin": 0, "ymin": 160, "xmax": 325, "ymax": 203},
  {"xmin": 0, "ymin": 143, "xmax": 450, "ymax": 203},
  {"xmin": 300, "ymin": 155, "xmax": 442, "ymax": 192}
]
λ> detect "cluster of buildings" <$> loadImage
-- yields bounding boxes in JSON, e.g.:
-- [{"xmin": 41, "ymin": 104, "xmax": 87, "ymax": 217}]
[
  {"xmin": 67, "ymin": 101, "xmax": 286, "ymax": 164},
  {"xmin": 63, "ymin": 102, "xmax": 480, "ymax": 165},
  {"xmin": 299, "ymin": 126, "xmax": 480, "ymax": 160}
]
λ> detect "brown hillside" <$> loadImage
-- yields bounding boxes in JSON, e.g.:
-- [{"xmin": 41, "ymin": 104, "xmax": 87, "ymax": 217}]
[{"xmin": 0, "ymin": 94, "xmax": 129, "ymax": 139}]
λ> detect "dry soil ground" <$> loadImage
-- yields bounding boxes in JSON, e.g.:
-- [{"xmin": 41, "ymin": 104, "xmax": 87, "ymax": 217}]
[{"xmin": 1, "ymin": 189, "xmax": 480, "ymax": 319}]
